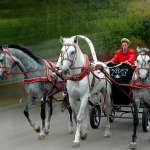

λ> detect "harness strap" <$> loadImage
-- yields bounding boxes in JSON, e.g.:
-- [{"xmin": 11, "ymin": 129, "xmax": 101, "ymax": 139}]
[
  {"xmin": 24, "ymin": 77, "xmax": 48, "ymax": 83},
  {"xmin": 91, "ymin": 74, "xmax": 95, "ymax": 89},
  {"xmin": 65, "ymin": 54, "xmax": 90, "ymax": 81},
  {"xmin": 0, "ymin": 49, "xmax": 16, "ymax": 78}
]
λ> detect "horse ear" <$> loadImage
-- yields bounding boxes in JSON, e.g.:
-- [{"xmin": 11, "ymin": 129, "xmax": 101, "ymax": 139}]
[
  {"xmin": 136, "ymin": 46, "xmax": 141, "ymax": 53},
  {"xmin": 60, "ymin": 36, "xmax": 64, "ymax": 44},
  {"xmin": 147, "ymin": 48, "xmax": 150, "ymax": 52},
  {"xmin": 74, "ymin": 36, "xmax": 78, "ymax": 44},
  {"xmin": 144, "ymin": 48, "xmax": 150, "ymax": 53}
]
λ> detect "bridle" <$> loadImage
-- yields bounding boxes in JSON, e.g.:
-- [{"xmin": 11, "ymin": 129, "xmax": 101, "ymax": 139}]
[
  {"xmin": 134, "ymin": 52, "xmax": 150, "ymax": 80},
  {"xmin": 0, "ymin": 48, "xmax": 16, "ymax": 78},
  {"xmin": 61, "ymin": 44, "xmax": 77, "ymax": 68}
]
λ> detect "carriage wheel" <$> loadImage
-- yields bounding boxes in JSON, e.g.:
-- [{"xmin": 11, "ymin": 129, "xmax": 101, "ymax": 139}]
[
  {"xmin": 90, "ymin": 103, "xmax": 101, "ymax": 129},
  {"xmin": 142, "ymin": 108, "xmax": 150, "ymax": 132}
]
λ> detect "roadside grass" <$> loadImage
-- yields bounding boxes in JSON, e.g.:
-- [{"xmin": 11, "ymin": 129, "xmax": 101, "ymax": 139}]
[
  {"xmin": 0, "ymin": 97, "xmax": 25, "ymax": 108},
  {"xmin": 29, "ymin": 38, "xmax": 61, "ymax": 61},
  {"xmin": 0, "ymin": 85, "xmax": 25, "ymax": 108}
]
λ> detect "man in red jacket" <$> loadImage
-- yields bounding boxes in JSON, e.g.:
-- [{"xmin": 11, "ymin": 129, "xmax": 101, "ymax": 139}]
[{"xmin": 108, "ymin": 38, "xmax": 135, "ymax": 68}]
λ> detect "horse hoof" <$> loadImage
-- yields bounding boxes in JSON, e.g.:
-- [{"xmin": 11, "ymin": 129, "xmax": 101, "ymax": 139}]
[
  {"xmin": 104, "ymin": 132, "xmax": 111, "ymax": 137},
  {"xmin": 34, "ymin": 125, "xmax": 40, "ymax": 133},
  {"xmin": 129, "ymin": 142, "xmax": 137, "ymax": 149},
  {"xmin": 45, "ymin": 130, "xmax": 50, "ymax": 135},
  {"xmin": 72, "ymin": 142, "xmax": 80, "ymax": 148},
  {"xmin": 39, "ymin": 134, "xmax": 46, "ymax": 140},
  {"xmin": 35, "ymin": 127, "xmax": 40, "ymax": 133},
  {"xmin": 81, "ymin": 133, "xmax": 87, "ymax": 140}
]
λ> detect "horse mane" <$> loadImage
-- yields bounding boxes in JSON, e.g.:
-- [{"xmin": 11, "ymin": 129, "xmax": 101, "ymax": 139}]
[{"xmin": 8, "ymin": 44, "xmax": 43, "ymax": 64}]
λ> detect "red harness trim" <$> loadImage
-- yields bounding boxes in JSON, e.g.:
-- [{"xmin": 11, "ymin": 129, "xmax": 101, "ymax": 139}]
[
  {"xmin": 0, "ymin": 49, "xmax": 16, "ymax": 78},
  {"xmin": 0, "ymin": 48, "xmax": 64, "ymax": 92},
  {"xmin": 24, "ymin": 59, "xmax": 64, "ymax": 92},
  {"xmin": 97, "ymin": 67, "xmax": 150, "ymax": 89},
  {"xmin": 24, "ymin": 60, "xmax": 54, "ymax": 83},
  {"xmin": 24, "ymin": 77, "xmax": 49, "ymax": 83},
  {"xmin": 65, "ymin": 54, "xmax": 90, "ymax": 81}
]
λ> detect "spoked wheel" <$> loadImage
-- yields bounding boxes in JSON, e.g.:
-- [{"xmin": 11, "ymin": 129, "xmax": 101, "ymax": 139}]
[
  {"xmin": 90, "ymin": 103, "xmax": 101, "ymax": 129},
  {"xmin": 142, "ymin": 108, "xmax": 150, "ymax": 132}
]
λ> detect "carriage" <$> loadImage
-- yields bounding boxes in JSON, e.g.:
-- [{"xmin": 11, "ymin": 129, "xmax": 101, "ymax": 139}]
[
  {"xmin": 59, "ymin": 35, "xmax": 150, "ymax": 148},
  {"xmin": 89, "ymin": 62, "xmax": 150, "ymax": 132},
  {"xmin": 0, "ymin": 35, "xmax": 150, "ymax": 149}
]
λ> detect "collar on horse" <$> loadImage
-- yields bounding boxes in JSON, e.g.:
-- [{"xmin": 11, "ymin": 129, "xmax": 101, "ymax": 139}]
[
  {"xmin": 65, "ymin": 54, "xmax": 90, "ymax": 81},
  {"xmin": 24, "ymin": 59, "xmax": 58, "ymax": 84}
]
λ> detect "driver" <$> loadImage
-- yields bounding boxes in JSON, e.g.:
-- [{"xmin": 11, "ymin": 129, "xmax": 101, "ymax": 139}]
[{"xmin": 107, "ymin": 38, "xmax": 135, "ymax": 68}]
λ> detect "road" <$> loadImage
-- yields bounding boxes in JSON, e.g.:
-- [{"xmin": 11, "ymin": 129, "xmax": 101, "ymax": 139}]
[{"xmin": 0, "ymin": 104, "xmax": 149, "ymax": 150}]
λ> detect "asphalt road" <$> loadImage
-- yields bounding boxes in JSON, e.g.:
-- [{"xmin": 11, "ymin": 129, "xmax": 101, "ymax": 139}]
[{"xmin": 0, "ymin": 104, "xmax": 150, "ymax": 150}]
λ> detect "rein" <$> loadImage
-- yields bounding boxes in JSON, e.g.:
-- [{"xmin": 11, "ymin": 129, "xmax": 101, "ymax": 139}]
[
  {"xmin": 0, "ymin": 49, "xmax": 16, "ymax": 78},
  {"xmin": 64, "ymin": 54, "xmax": 90, "ymax": 81},
  {"xmin": 130, "ymin": 52, "xmax": 150, "ymax": 88},
  {"xmin": 0, "ymin": 48, "xmax": 65, "ymax": 92},
  {"xmin": 97, "ymin": 66, "xmax": 150, "ymax": 89},
  {"xmin": 61, "ymin": 44, "xmax": 77, "ymax": 68}
]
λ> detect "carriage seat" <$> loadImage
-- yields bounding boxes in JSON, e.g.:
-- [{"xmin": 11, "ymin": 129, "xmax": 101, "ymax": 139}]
[{"xmin": 107, "ymin": 62, "xmax": 134, "ymax": 105}]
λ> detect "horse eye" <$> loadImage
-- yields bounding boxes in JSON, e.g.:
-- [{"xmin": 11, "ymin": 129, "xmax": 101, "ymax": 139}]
[
  {"xmin": 148, "ymin": 59, "xmax": 150, "ymax": 63},
  {"xmin": 71, "ymin": 51, "xmax": 74, "ymax": 55}
]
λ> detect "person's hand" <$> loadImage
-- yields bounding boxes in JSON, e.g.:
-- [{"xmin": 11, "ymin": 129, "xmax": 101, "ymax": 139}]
[{"xmin": 125, "ymin": 61, "xmax": 131, "ymax": 65}]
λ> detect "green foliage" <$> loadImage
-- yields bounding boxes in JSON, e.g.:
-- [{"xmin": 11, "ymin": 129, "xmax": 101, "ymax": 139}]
[
  {"xmin": 1, "ymin": 0, "xmax": 150, "ymax": 106},
  {"xmin": 0, "ymin": 0, "xmax": 150, "ymax": 54}
]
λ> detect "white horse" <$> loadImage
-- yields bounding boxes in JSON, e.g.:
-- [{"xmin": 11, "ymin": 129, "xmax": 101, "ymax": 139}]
[
  {"xmin": 59, "ymin": 35, "xmax": 112, "ymax": 147},
  {"xmin": 130, "ymin": 46, "xmax": 150, "ymax": 149}
]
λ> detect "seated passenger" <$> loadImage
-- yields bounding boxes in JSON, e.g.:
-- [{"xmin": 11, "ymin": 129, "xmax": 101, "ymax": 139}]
[{"xmin": 107, "ymin": 38, "xmax": 135, "ymax": 68}]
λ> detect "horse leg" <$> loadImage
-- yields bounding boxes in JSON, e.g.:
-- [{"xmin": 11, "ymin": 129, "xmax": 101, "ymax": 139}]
[
  {"xmin": 104, "ymin": 98, "xmax": 111, "ymax": 137},
  {"xmin": 129, "ymin": 100, "xmax": 140, "ymax": 149},
  {"xmin": 73, "ymin": 96, "xmax": 88, "ymax": 147},
  {"xmin": 39, "ymin": 97, "xmax": 46, "ymax": 139},
  {"xmin": 102, "ymin": 87, "xmax": 111, "ymax": 137},
  {"xmin": 66, "ymin": 105, "xmax": 74, "ymax": 134},
  {"xmin": 64, "ymin": 94, "xmax": 74, "ymax": 133},
  {"xmin": 80, "ymin": 106, "xmax": 88, "ymax": 140},
  {"xmin": 45, "ymin": 98, "xmax": 53, "ymax": 135},
  {"xmin": 24, "ymin": 96, "xmax": 40, "ymax": 133},
  {"xmin": 104, "ymin": 114, "xmax": 111, "ymax": 137}
]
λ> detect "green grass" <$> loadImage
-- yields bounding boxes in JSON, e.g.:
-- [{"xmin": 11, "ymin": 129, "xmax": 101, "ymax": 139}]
[
  {"xmin": 0, "ymin": 85, "xmax": 25, "ymax": 108},
  {"xmin": 0, "ymin": 0, "xmax": 150, "ymax": 51},
  {"xmin": 0, "ymin": 97, "xmax": 24, "ymax": 108}
]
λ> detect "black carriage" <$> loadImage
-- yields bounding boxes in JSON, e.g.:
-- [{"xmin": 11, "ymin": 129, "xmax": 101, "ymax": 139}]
[{"xmin": 89, "ymin": 62, "xmax": 150, "ymax": 131}]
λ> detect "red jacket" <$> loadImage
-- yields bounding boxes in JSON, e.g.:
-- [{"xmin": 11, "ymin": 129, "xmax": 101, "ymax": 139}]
[{"xmin": 111, "ymin": 48, "xmax": 135, "ymax": 67}]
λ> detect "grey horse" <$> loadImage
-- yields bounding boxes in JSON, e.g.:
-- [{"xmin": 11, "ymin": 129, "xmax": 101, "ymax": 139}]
[
  {"xmin": 0, "ymin": 44, "xmax": 73, "ymax": 139},
  {"xmin": 130, "ymin": 46, "xmax": 150, "ymax": 149}
]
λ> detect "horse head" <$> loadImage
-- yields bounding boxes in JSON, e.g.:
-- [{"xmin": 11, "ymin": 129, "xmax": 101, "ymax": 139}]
[
  {"xmin": 135, "ymin": 46, "xmax": 150, "ymax": 80},
  {"xmin": 60, "ymin": 36, "xmax": 80, "ymax": 75},
  {"xmin": 0, "ymin": 47, "xmax": 15, "ymax": 79}
]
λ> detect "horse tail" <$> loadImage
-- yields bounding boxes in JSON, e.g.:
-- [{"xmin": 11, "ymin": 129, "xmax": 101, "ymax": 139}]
[{"xmin": 76, "ymin": 35, "xmax": 98, "ymax": 63}]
